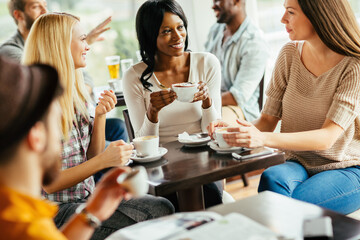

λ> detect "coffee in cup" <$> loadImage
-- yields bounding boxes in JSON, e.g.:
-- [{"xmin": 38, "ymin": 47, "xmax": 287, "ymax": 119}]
[
  {"xmin": 133, "ymin": 136, "xmax": 159, "ymax": 157},
  {"xmin": 117, "ymin": 166, "xmax": 149, "ymax": 197},
  {"xmin": 172, "ymin": 82, "xmax": 199, "ymax": 102},
  {"xmin": 214, "ymin": 127, "xmax": 231, "ymax": 148}
]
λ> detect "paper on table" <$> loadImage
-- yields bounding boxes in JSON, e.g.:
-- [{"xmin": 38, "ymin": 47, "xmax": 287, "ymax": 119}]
[
  {"xmin": 106, "ymin": 212, "xmax": 280, "ymax": 240},
  {"xmin": 171, "ymin": 213, "xmax": 279, "ymax": 240},
  {"xmin": 106, "ymin": 212, "xmax": 221, "ymax": 240}
]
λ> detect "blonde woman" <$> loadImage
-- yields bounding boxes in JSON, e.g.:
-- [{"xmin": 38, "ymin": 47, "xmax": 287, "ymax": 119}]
[
  {"xmin": 23, "ymin": 13, "xmax": 174, "ymax": 240},
  {"xmin": 209, "ymin": 0, "xmax": 360, "ymax": 215}
]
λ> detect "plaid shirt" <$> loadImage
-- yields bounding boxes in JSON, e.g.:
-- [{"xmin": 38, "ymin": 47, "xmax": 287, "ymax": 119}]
[{"xmin": 43, "ymin": 113, "xmax": 94, "ymax": 203}]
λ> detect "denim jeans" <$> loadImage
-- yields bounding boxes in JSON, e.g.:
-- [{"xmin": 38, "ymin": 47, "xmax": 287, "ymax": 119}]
[
  {"xmin": 105, "ymin": 118, "xmax": 128, "ymax": 144},
  {"xmin": 258, "ymin": 160, "xmax": 360, "ymax": 214},
  {"xmin": 55, "ymin": 195, "xmax": 174, "ymax": 240}
]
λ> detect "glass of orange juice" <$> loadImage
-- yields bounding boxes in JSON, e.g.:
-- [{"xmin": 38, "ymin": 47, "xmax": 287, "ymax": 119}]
[{"xmin": 105, "ymin": 55, "xmax": 120, "ymax": 79}]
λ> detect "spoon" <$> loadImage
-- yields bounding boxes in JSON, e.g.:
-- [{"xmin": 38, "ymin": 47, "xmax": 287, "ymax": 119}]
[{"xmin": 195, "ymin": 132, "xmax": 209, "ymax": 138}]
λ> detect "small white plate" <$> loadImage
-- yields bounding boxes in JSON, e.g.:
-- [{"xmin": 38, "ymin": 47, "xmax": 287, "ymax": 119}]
[
  {"xmin": 131, "ymin": 147, "xmax": 168, "ymax": 163},
  {"xmin": 178, "ymin": 134, "xmax": 211, "ymax": 147},
  {"xmin": 208, "ymin": 141, "xmax": 243, "ymax": 154}
]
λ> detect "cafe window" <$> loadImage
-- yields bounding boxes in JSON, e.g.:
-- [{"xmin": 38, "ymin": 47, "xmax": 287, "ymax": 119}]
[
  {"xmin": 256, "ymin": 0, "xmax": 360, "ymax": 70},
  {"xmin": 0, "ymin": 0, "xmax": 359, "ymax": 86},
  {"xmin": 47, "ymin": 0, "xmax": 147, "ymax": 86}
]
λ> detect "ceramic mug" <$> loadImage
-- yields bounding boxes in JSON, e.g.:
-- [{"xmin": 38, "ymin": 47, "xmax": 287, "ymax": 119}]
[
  {"xmin": 214, "ymin": 127, "xmax": 231, "ymax": 148},
  {"xmin": 172, "ymin": 82, "xmax": 199, "ymax": 102},
  {"xmin": 133, "ymin": 135, "xmax": 159, "ymax": 157},
  {"xmin": 117, "ymin": 166, "xmax": 149, "ymax": 197}
]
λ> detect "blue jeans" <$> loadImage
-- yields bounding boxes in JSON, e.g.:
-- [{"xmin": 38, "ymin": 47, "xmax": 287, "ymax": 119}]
[
  {"xmin": 54, "ymin": 195, "xmax": 174, "ymax": 240},
  {"xmin": 258, "ymin": 160, "xmax": 360, "ymax": 214},
  {"xmin": 105, "ymin": 118, "xmax": 128, "ymax": 144}
]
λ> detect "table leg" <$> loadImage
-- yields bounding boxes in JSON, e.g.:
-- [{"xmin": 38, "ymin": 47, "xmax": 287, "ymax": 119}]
[{"xmin": 177, "ymin": 185, "xmax": 204, "ymax": 211}]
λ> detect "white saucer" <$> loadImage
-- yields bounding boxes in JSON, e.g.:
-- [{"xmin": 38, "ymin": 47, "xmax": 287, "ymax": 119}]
[
  {"xmin": 208, "ymin": 141, "xmax": 243, "ymax": 154},
  {"xmin": 131, "ymin": 147, "xmax": 168, "ymax": 163},
  {"xmin": 178, "ymin": 135, "xmax": 211, "ymax": 147}
]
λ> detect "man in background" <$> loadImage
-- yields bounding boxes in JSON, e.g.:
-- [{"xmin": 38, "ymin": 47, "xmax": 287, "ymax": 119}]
[{"xmin": 205, "ymin": 0, "xmax": 268, "ymax": 125}]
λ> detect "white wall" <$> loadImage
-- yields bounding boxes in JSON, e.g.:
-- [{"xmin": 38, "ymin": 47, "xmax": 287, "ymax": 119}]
[{"xmin": 177, "ymin": 0, "xmax": 215, "ymax": 51}]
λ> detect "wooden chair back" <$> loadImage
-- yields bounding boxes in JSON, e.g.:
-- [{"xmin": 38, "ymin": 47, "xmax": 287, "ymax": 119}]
[
  {"xmin": 123, "ymin": 109, "xmax": 135, "ymax": 142},
  {"xmin": 258, "ymin": 75, "xmax": 265, "ymax": 111}
]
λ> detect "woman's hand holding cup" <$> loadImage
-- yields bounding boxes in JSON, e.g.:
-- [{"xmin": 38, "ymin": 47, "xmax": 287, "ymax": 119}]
[
  {"xmin": 100, "ymin": 140, "xmax": 134, "ymax": 168},
  {"xmin": 207, "ymin": 120, "xmax": 229, "ymax": 139},
  {"xmin": 149, "ymin": 89, "xmax": 176, "ymax": 112},
  {"xmin": 193, "ymin": 81, "xmax": 211, "ymax": 108},
  {"xmin": 147, "ymin": 89, "xmax": 176, "ymax": 123},
  {"xmin": 222, "ymin": 119, "xmax": 265, "ymax": 148}
]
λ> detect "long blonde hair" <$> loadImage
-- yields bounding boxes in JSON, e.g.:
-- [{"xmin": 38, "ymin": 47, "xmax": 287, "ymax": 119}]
[
  {"xmin": 23, "ymin": 12, "xmax": 91, "ymax": 139},
  {"xmin": 298, "ymin": 0, "xmax": 360, "ymax": 59}
]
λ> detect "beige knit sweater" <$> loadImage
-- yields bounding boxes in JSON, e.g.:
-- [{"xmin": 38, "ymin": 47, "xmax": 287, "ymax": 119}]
[{"xmin": 263, "ymin": 42, "xmax": 360, "ymax": 175}]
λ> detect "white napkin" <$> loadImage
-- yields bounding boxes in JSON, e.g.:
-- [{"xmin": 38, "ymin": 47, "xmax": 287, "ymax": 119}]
[
  {"xmin": 178, "ymin": 131, "xmax": 203, "ymax": 142},
  {"xmin": 178, "ymin": 132, "xmax": 192, "ymax": 141}
]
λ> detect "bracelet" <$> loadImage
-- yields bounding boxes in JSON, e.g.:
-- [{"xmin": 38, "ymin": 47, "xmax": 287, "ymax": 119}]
[{"xmin": 75, "ymin": 203, "xmax": 102, "ymax": 228}]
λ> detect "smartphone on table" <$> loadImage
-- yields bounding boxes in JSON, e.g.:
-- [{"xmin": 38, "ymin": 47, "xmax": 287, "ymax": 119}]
[{"xmin": 232, "ymin": 147, "xmax": 274, "ymax": 161}]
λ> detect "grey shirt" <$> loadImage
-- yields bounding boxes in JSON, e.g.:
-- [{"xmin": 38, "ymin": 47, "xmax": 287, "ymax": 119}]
[
  {"xmin": 205, "ymin": 17, "xmax": 269, "ymax": 121},
  {"xmin": 0, "ymin": 30, "xmax": 24, "ymax": 62}
]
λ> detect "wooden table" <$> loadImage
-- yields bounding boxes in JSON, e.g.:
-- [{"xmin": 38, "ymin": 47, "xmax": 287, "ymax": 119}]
[
  {"xmin": 133, "ymin": 141, "xmax": 285, "ymax": 211},
  {"xmin": 208, "ymin": 191, "xmax": 360, "ymax": 240}
]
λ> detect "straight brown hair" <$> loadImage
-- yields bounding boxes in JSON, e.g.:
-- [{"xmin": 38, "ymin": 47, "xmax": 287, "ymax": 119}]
[{"xmin": 298, "ymin": 0, "xmax": 360, "ymax": 59}]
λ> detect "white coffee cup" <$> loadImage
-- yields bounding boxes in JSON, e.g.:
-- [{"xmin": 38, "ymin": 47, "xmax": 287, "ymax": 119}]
[
  {"xmin": 117, "ymin": 166, "xmax": 149, "ymax": 197},
  {"xmin": 172, "ymin": 82, "xmax": 199, "ymax": 102},
  {"xmin": 214, "ymin": 127, "xmax": 231, "ymax": 148},
  {"xmin": 133, "ymin": 136, "xmax": 159, "ymax": 157}
]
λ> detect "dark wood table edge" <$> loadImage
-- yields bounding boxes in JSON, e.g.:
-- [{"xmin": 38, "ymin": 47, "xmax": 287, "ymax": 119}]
[{"xmin": 151, "ymin": 152, "xmax": 285, "ymax": 196}]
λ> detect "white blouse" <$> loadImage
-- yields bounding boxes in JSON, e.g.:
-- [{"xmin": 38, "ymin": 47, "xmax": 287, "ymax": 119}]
[{"xmin": 123, "ymin": 52, "xmax": 222, "ymax": 144}]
